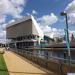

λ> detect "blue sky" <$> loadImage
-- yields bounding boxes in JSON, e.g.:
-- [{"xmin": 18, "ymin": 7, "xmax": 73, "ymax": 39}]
[
  {"xmin": 22, "ymin": 0, "xmax": 71, "ymax": 16},
  {"xmin": 0, "ymin": 0, "xmax": 75, "ymax": 43},
  {"xmin": 27, "ymin": 0, "xmax": 72, "ymax": 28},
  {"xmin": 22, "ymin": 0, "xmax": 75, "ymax": 37}
]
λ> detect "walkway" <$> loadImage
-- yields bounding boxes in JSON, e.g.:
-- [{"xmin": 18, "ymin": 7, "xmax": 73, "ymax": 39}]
[{"xmin": 3, "ymin": 50, "xmax": 57, "ymax": 75}]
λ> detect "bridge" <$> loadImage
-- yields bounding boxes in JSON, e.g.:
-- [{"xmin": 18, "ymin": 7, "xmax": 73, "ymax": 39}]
[
  {"xmin": 1, "ymin": 48, "xmax": 59, "ymax": 75},
  {"xmin": 3, "ymin": 47, "xmax": 75, "ymax": 75}
]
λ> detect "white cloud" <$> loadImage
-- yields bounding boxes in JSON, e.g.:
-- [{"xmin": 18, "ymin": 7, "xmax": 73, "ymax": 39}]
[
  {"xmin": 8, "ymin": 19, "xmax": 15, "ymax": 24},
  {"xmin": 26, "ymin": 10, "xmax": 37, "ymax": 16},
  {"xmin": 37, "ymin": 13, "xmax": 59, "ymax": 38},
  {"xmin": 26, "ymin": 13, "xmax": 30, "ymax": 16},
  {"xmin": 39, "ymin": 24, "xmax": 64, "ymax": 38},
  {"xmin": 65, "ymin": 0, "xmax": 75, "ymax": 13},
  {"xmin": 0, "ymin": 0, "xmax": 27, "ymax": 19},
  {"xmin": 65, "ymin": 0, "xmax": 75, "ymax": 24},
  {"xmin": 11, "ymin": 0, "xmax": 25, "ymax": 6},
  {"xmin": 32, "ymin": 10, "xmax": 37, "ymax": 15},
  {"xmin": 1, "ymin": 23, "xmax": 8, "ymax": 30},
  {"xmin": 40, "ymin": 25, "xmax": 52, "ymax": 32},
  {"xmin": 44, "ymin": 28, "xmax": 64, "ymax": 38},
  {"xmin": 0, "ymin": 0, "xmax": 27, "ymax": 43},
  {"xmin": 0, "ymin": 15, "xmax": 6, "ymax": 23},
  {"xmin": 37, "ymin": 13, "xmax": 58, "ymax": 26},
  {"xmin": 0, "ymin": 30, "xmax": 6, "ymax": 38},
  {"xmin": 0, "ymin": 30, "xmax": 6, "ymax": 43}
]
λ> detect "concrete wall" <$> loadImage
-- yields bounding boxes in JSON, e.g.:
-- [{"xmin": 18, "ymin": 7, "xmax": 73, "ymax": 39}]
[{"xmin": 6, "ymin": 19, "xmax": 32, "ymax": 39}]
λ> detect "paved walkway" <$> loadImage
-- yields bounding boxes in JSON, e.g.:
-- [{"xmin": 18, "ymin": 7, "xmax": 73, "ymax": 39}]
[{"xmin": 3, "ymin": 49, "xmax": 57, "ymax": 75}]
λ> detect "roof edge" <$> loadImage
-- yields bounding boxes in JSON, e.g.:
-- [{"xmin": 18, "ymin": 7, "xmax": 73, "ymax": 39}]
[{"xmin": 6, "ymin": 15, "xmax": 32, "ymax": 28}]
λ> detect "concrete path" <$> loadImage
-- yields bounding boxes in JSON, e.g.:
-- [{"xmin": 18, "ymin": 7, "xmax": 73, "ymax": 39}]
[{"xmin": 3, "ymin": 50, "xmax": 57, "ymax": 75}]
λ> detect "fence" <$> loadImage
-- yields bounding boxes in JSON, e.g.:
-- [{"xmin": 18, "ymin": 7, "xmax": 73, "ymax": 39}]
[{"xmin": 9, "ymin": 47, "xmax": 75, "ymax": 75}]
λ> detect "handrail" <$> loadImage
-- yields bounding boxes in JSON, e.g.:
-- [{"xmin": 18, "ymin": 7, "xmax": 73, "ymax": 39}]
[
  {"xmin": 10, "ymin": 48, "xmax": 75, "ymax": 65},
  {"xmin": 16, "ymin": 47, "xmax": 75, "ymax": 50}
]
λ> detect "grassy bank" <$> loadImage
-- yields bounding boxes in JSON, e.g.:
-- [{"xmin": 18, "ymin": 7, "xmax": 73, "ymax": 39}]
[{"xmin": 0, "ymin": 54, "xmax": 9, "ymax": 75}]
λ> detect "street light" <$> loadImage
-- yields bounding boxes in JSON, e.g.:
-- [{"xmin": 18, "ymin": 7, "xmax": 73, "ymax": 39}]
[{"xmin": 60, "ymin": 12, "xmax": 71, "ymax": 72}]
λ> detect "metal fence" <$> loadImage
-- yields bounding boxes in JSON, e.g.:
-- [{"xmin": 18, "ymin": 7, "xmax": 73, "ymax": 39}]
[
  {"xmin": 10, "ymin": 47, "xmax": 75, "ymax": 65},
  {"xmin": 8, "ymin": 47, "xmax": 75, "ymax": 74}
]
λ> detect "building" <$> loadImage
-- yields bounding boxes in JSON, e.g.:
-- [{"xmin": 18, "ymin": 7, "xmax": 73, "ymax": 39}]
[
  {"xmin": 71, "ymin": 33, "xmax": 75, "ymax": 42},
  {"xmin": 44, "ymin": 35, "xmax": 54, "ymax": 44},
  {"xmin": 6, "ymin": 15, "xmax": 44, "ymax": 49},
  {"xmin": 45, "ymin": 42, "xmax": 75, "ymax": 60}
]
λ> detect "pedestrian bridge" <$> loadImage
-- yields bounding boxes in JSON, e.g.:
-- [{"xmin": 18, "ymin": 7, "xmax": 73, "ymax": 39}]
[
  {"xmin": 2, "ymin": 48, "xmax": 58, "ymax": 75},
  {"xmin": 2, "ymin": 48, "xmax": 75, "ymax": 75}
]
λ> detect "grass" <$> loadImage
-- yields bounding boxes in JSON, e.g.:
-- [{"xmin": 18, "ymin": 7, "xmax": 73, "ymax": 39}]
[{"xmin": 0, "ymin": 54, "xmax": 9, "ymax": 75}]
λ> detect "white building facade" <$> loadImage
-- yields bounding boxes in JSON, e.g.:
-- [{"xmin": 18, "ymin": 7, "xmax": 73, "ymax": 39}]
[{"xmin": 6, "ymin": 15, "xmax": 44, "ymax": 49}]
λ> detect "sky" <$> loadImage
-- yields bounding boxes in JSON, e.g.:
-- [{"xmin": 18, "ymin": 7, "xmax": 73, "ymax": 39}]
[{"xmin": 0, "ymin": 0, "xmax": 75, "ymax": 43}]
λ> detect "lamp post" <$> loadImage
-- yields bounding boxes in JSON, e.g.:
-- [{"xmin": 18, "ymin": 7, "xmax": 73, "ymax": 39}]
[{"xmin": 60, "ymin": 12, "xmax": 71, "ymax": 72}]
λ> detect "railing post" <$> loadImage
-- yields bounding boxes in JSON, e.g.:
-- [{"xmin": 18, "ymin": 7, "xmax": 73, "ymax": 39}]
[{"xmin": 45, "ymin": 50, "xmax": 48, "ymax": 68}]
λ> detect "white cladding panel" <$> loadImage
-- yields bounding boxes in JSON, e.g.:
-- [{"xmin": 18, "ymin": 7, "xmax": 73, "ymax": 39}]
[
  {"xmin": 6, "ymin": 19, "xmax": 32, "ymax": 38},
  {"xmin": 6, "ymin": 15, "xmax": 44, "ymax": 39}
]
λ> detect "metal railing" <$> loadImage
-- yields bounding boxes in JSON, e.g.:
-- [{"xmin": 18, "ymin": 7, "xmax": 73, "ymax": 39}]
[
  {"xmin": 10, "ymin": 47, "xmax": 75, "ymax": 65},
  {"xmin": 7, "ymin": 47, "xmax": 75, "ymax": 74}
]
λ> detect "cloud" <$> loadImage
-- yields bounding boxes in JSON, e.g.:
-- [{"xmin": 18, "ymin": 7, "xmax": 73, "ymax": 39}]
[
  {"xmin": 0, "ymin": 0, "xmax": 27, "ymax": 19},
  {"xmin": 37, "ymin": 13, "xmax": 58, "ymax": 26},
  {"xmin": 37, "ymin": 13, "xmax": 59, "ymax": 38},
  {"xmin": 26, "ymin": 13, "xmax": 30, "ymax": 16},
  {"xmin": 26, "ymin": 10, "xmax": 37, "ymax": 16},
  {"xmin": 0, "ymin": 30, "xmax": 6, "ymax": 43},
  {"xmin": 11, "ymin": 0, "xmax": 25, "ymax": 6},
  {"xmin": 8, "ymin": 19, "xmax": 15, "ymax": 24},
  {"xmin": 39, "ymin": 24, "xmax": 64, "ymax": 38},
  {"xmin": 1, "ymin": 23, "xmax": 8, "ymax": 31},
  {"xmin": 0, "ymin": 30, "xmax": 6, "ymax": 38},
  {"xmin": 44, "ymin": 28, "xmax": 64, "ymax": 38},
  {"xmin": 65, "ymin": 0, "xmax": 75, "ymax": 24},
  {"xmin": 40, "ymin": 25, "xmax": 52, "ymax": 33},
  {"xmin": 0, "ymin": 0, "xmax": 27, "ymax": 43},
  {"xmin": 32, "ymin": 10, "xmax": 37, "ymax": 15},
  {"xmin": 0, "ymin": 15, "xmax": 6, "ymax": 23}
]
